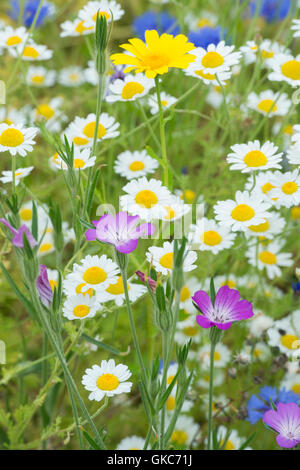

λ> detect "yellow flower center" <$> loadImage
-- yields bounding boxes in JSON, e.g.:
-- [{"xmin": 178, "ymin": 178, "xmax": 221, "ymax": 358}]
[
  {"xmin": 167, "ymin": 375, "xmax": 175, "ymax": 385},
  {"xmin": 221, "ymin": 439, "xmax": 235, "ymax": 450},
  {"xmin": 75, "ymin": 282, "xmax": 94, "ymax": 297},
  {"xmin": 74, "ymin": 158, "xmax": 85, "ymax": 169},
  {"xmin": 281, "ymin": 60, "xmax": 300, "ymax": 80},
  {"xmin": 159, "ymin": 252, "xmax": 174, "ymax": 270},
  {"xmin": 6, "ymin": 35, "xmax": 22, "ymax": 46},
  {"xmin": 32, "ymin": 74, "xmax": 45, "ymax": 84},
  {"xmin": 291, "ymin": 206, "xmax": 300, "ymax": 219},
  {"xmin": 75, "ymin": 20, "xmax": 93, "ymax": 34},
  {"xmin": 171, "ymin": 430, "xmax": 188, "ymax": 445},
  {"xmin": 36, "ymin": 104, "xmax": 55, "ymax": 120},
  {"xmin": 253, "ymin": 348, "xmax": 262, "ymax": 358},
  {"xmin": 291, "ymin": 384, "xmax": 300, "ymax": 395},
  {"xmin": 129, "ymin": 161, "xmax": 145, "ymax": 172},
  {"xmin": 259, "ymin": 251, "xmax": 277, "ymax": 265},
  {"xmin": 40, "ymin": 243, "xmax": 52, "ymax": 253},
  {"xmin": 195, "ymin": 69, "xmax": 216, "ymax": 80},
  {"xmin": 69, "ymin": 73, "xmax": 79, "ymax": 82},
  {"xmin": 184, "ymin": 189, "xmax": 196, "ymax": 203},
  {"xmin": 231, "ymin": 204, "xmax": 255, "ymax": 222},
  {"xmin": 284, "ymin": 125, "xmax": 293, "ymax": 135},
  {"xmin": 202, "ymin": 230, "xmax": 222, "ymax": 246},
  {"xmin": 73, "ymin": 304, "xmax": 90, "ymax": 318},
  {"xmin": 261, "ymin": 50, "xmax": 274, "ymax": 59},
  {"xmin": 221, "ymin": 280, "xmax": 236, "ymax": 288},
  {"xmin": 197, "ymin": 18, "xmax": 212, "ymax": 28},
  {"xmin": 244, "ymin": 150, "xmax": 267, "ymax": 167},
  {"xmin": 83, "ymin": 267, "xmax": 107, "ymax": 285},
  {"xmin": 106, "ymin": 276, "xmax": 129, "ymax": 295},
  {"xmin": 135, "ymin": 189, "xmax": 158, "ymax": 208},
  {"xmin": 262, "ymin": 182, "xmax": 275, "ymax": 194},
  {"xmin": 121, "ymin": 82, "xmax": 145, "ymax": 100},
  {"xmin": 161, "ymin": 100, "xmax": 168, "ymax": 106},
  {"xmin": 257, "ymin": 99, "xmax": 277, "ymax": 114},
  {"xmin": 248, "ymin": 219, "xmax": 270, "ymax": 233},
  {"xmin": 183, "ymin": 326, "xmax": 198, "ymax": 337},
  {"xmin": 281, "ymin": 334, "xmax": 299, "ymax": 350},
  {"xmin": 73, "ymin": 136, "xmax": 89, "ymax": 146},
  {"xmin": 49, "ymin": 280, "xmax": 58, "ymax": 292},
  {"xmin": 214, "ymin": 351, "xmax": 221, "ymax": 361},
  {"xmin": 166, "ymin": 396, "xmax": 175, "ymax": 411},
  {"xmin": 20, "ymin": 208, "xmax": 32, "ymax": 221},
  {"xmin": 92, "ymin": 11, "xmax": 110, "ymax": 22},
  {"xmin": 23, "ymin": 46, "xmax": 39, "ymax": 58},
  {"xmin": 282, "ymin": 181, "xmax": 298, "ymax": 195},
  {"xmin": 0, "ymin": 128, "xmax": 24, "ymax": 147},
  {"xmin": 96, "ymin": 373, "xmax": 119, "ymax": 391},
  {"xmin": 164, "ymin": 206, "xmax": 176, "ymax": 220},
  {"xmin": 83, "ymin": 122, "xmax": 106, "ymax": 139},
  {"xmin": 180, "ymin": 286, "xmax": 191, "ymax": 302},
  {"xmin": 141, "ymin": 53, "xmax": 169, "ymax": 70},
  {"xmin": 201, "ymin": 51, "xmax": 224, "ymax": 68}
]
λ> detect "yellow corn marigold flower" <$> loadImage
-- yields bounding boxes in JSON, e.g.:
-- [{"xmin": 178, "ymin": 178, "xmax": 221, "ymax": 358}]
[{"xmin": 110, "ymin": 30, "xmax": 196, "ymax": 79}]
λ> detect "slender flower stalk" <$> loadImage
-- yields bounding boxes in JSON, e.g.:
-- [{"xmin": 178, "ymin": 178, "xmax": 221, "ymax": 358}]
[{"xmin": 155, "ymin": 77, "xmax": 170, "ymax": 189}]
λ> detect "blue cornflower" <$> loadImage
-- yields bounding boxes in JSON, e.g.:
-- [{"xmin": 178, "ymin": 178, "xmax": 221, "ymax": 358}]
[
  {"xmin": 9, "ymin": 0, "xmax": 55, "ymax": 28},
  {"xmin": 292, "ymin": 282, "xmax": 300, "ymax": 296},
  {"xmin": 248, "ymin": 0, "xmax": 292, "ymax": 23},
  {"xmin": 247, "ymin": 385, "xmax": 299, "ymax": 424},
  {"xmin": 188, "ymin": 26, "xmax": 224, "ymax": 48},
  {"xmin": 133, "ymin": 11, "xmax": 180, "ymax": 39}
]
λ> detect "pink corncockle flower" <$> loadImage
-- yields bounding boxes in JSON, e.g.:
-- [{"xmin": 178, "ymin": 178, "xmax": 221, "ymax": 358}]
[
  {"xmin": 263, "ymin": 402, "xmax": 300, "ymax": 449},
  {"xmin": 136, "ymin": 270, "xmax": 157, "ymax": 292},
  {"xmin": 36, "ymin": 265, "xmax": 53, "ymax": 307},
  {"xmin": 0, "ymin": 218, "xmax": 37, "ymax": 248},
  {"xmin": 85, "ymin": 211, "xmax": 155, "ymax": 254},
  {"xmin": 192, "ymin": 285, "xmax": 254, "ymax": 330}
]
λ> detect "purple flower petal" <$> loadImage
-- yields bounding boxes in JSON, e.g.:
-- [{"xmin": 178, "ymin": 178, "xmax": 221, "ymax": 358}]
[
  {"xmin": 85, "ymin": 228, "xmax": 97, "ymax": 241},
  {"xmin": 213, "ymin": 321, "xmax": 232, "ymax": 330},
  {"xmin": 196, "ymin": 315, "xmax": 213, "ymax": 328},
  {"xmin": 115, "ymin": 239, "xmax": 138, "ymax": 254},
  {"xmin": 276, "ymin": 435, "xmax": 299, "ymax": 449},
  {"xmin": 192, "ymin": 290, "xmax": 213, "ymax": 316}
]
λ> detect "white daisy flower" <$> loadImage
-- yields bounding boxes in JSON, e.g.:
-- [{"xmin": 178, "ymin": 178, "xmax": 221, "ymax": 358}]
[
  {"xmin": 184, "ymin": 10, "xmax": 218, "ymax": 30},
  {"xmin": 38, "ymin": 233, "xmax": 55, "ymax": 257},
  {"xmin": 245, "ymin": 171, "xmax": 277, "ymax": 204},
  {"xmin": 175, "ymin": 316, "xmax": 201, "ymax": 345},
  {"xmin": 47, "ymin": 269, "xmax": 59, "ymax": 292},
  {"xmin": 167, "ymin": 415, "xmax": 200, "ymax": 447},
  {"xmin": 63, "ymin": 294, "xmax": 101, "ymax": 320},
  {"xmin": 248, "ymin": 312, "xmax": 274, "ymax": 337},
  {"xmin": 120, "ymin": 176, "xmax": 173, "ymax": 221},
  {"xmin": 60, "ymin": 18, "xmax": 94, "ymax": 37},
  {"xmin": 247, "ymin": 90, "xmax": 291, "ymax": 117},
  {"xmin": 0, "ymin": 166, "xmax": 33, "ymax": 186},
  {"xmin": 63, "ymin": 276, "xmax": 95, "ymax": 299},
  {"xmin": 0, "ymin": 26, "xmax": 28, "ymax": 50},
  {"xmin": 98, "ymin": 275, "xmax": 146, "ymax": 306},
  {"xmin": 71, "ymin": 254, "xmax": 119, "ymax": 293},
  {"xmin": 267, "ymin": 311, "xmax": 300, "ymax": 357},
  {"xmin": 185, "ymin": 41, "xmax": 241, "ymax": 85},
  {"xmin": 65, "ymin": 112, "xmax": 120, "ymax": 148},
  {"xmin": 148, "ymin": 92, "xmax": 177, "ymax": 115},
  {"xmin": 246, "ymin": 342, "xmax": 271, "ymax": 362},
  {"xmin": 244, "ymin": 211, "xmax": 286, "ymax": 239},
  {"xmin": 291, "ymin": 18, "xmax": 300, "ymax": 38},
  {"xmin": 78, "ymin": 1, "xmax": 124, "ymax": 29},
  {"xmin": 146, "ymin": 241, "xmax": 197, "ymax": 276},
  {"xmin": 240, "ymin": 40, "xmax": 259, "ymax": 65},
  {"xmin": 216, "ymin": 426, "xmax": 242, "ymax": 450},
  {"xmin": 54, "ymin": 148, "xmax": 96, "ymax": 171},
  {"xmin": 106, "ymin": 74, "xmax": 154, "ymax": 102},
  {"xmin": 246, "ymin": 240, "xmax": 293, "ymax": 279},
  {"xmin": 0, "ymin": 106, "xmax": 29, "ymax": 126},
  {"xmin": 19, "ymin": 201, "xmax": 50, "ymax": 232},
  {"xmin": 58, "ymin": 66, "xmax": 86, "ymax": 87},
  {"xmin": 178, "ymin": 277, "xmax": 200, "ymax": 314},
  {"xmin": 198, "ymin": 369, "xmax": 224, "ymax": 389},
  {"xmin": 33, "ymin": 97, "xmax": 67, "ymax": 133},
  {"xmin": 25, "ymin": 66, "xmax": 56, "ymax": 87},
  {"xmin": 205, "ymin": 85, "xmax": 231, "ymax": 108},
  {"xmin": 117, "ymin": 436, "xmax": 147, "ymax": 450},
  {"xmin": 82, "ymin": 359, "xmax": 132, "ymax": 402},
  {"xmin": 213, "ymin": 274, "xmax": 240, "ymax": 290},
  {"xmin": 193, "ymin": 343, "xmax": 231, "ymax": 368},
  {"xmin": 201, "ymin": 394, "xmax": 229, "ymax": 418},
  {"xmin": 158, "ymin": 363, "xmax": 178, "ymax": 385},
  {"xmin": 165, "ymin": 389, "xmax": 193, "ymax": 414},
  {"xmin": 272, "ymin": 122, "xmax": 295, "ymax": 149},
  {"xmin": 114, "ymin": 150, "xmax": 159, "ymax": 180},
  {"xmin": 240, "ymin": 40, "xmax": 288, "ymax": 67},
  {"xmin": 281, "ymin": 371, "xmax": 300, "ymax": 397},
  {"xmin": 161, "ymin": 198, "xmax": 191, "ymax": 222},
  {"xmin": 189, "ymin": 217, "xmax": 236, "ymax": 254},
  {"xmin": 286, "ymin": 141, "xmax": 300, "ymax": 165},
  {"xmin": 10, "ymin": 40, "xmax": 53, "ymax": 61},
  {"xmin": 268, "ymin": 53, "xmax": 300, "ymax": 87},
  {"xmin": 0, "ymin": 123, "xmax": 38, "ymax": 157},
  {"xmin": 227, "ymin": 140, "xmax": 282, "ymax": 173},
  {"xmin": 268, "ymin": 170, "xmax": 300, "ymax": 208},
  {"xmin": 214, "ymin": 190, "xmax": 271, "ymax": 232}
]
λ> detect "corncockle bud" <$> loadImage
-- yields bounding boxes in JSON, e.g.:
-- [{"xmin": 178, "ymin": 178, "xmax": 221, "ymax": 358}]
[
  {"xmin": 36, "ymin": 265, "xmax": 53, "ymax": 307},
  {"xmin": 136, "ymin": 271, "xmax": 157, "ymax": 292},
  {"xmin": 155, "ymin": 285, "xmax": 172, "ymax": 332},
  {"xmin": 0, "ymin": 218, "xmax": 37, "ymax": 248}
]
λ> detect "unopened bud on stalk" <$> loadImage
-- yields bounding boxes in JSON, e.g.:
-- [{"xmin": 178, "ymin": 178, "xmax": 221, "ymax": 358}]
[
  {"xmin": 172, "ymin": 238, "xmax": 187, "ymax": 293},
  {"xmin": 155, "ymin": 284, "xmax": 172, "ymax": 332},
  {"xmin": 95, "ymin": 12, "xmax": 113, "ymax": 76}
]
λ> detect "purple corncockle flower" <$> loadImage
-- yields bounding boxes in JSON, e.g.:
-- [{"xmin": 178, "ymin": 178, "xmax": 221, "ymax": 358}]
[
  {"xmin": 0, "ymin": 218, "xmax": 37, "ymax": 248},
  {"xmin": 192, "ymin": 285, "xmax": 254, "ymax": 330},
  {"xmin": 36, "ymin": 265, "xmax": 53, "ymax": 307},
  {"xmin": 263, "ymin": 402, "xmax": 300, "ymax": 449},
  {"xmin": 85, "ymin": 212, "xmax": 155, "ymax": 254}
]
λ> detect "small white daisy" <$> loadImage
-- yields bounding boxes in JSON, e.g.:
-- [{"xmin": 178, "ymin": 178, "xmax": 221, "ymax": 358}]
[
  {"xmin": 148, "ymin": 92, "xmax": 177, "ymax": 115},
  {"xmin": 82, "ymin": 359, "xmax": 132, "ymax": 402},
  {"xmin": 213, "ymin": 274, "xmax": 240, "ymax": 290},
  {"xmin": 106, "ymin": 74, "xmax": 154, "ymax": 102},
  {"xmin": 214, "ymin": 190, "xmax": 271, "ymax": 232},
  {"xmin": 114, "ymin": 150, "xmax": 159, "ymax": 180},
  {"xmin": 25, "ymin": 66, "xmax": 56, "ymax": 87},
  {"xmin": 10, "ymin": 40, "xmax": 53, "ymax": 61},
  {"xmin": 120, "ymin": 176, "xmax": 173, "ymax": 221},
  {"xmin": 246, "ymin": 240, "xmax": 293, "ymax": 280},
  {"xmin": 60, "ymin": 18, "xmax": 94, "ymax": 37},
  {"xmin": 63, "ymin": 294, "xmax": 101, "ymax": 320},
  {"xmin": 178, "ymin": 277, "xmax": 200, "ymax": 314},
  {"xmin": 286, "ymin": 141, "xmax": 300, "ymax": 165},
  {"xmin": 246, "ymin": 342, "xmax": 270, "ymax": 362},
  {"xmin": 65, "ymin": 112, "xmax": 120, "ymax": 148},
  {"xmin": 70, "ymin": 254, "xmax": 119, "ymax": 293},
  {"xmin": 244, "ymin": 211, "xmax": 286, "ymax": 239},
  {"xmin": 117, "ymin": 436, "xmax": 147, "ymax": 450},
  {"xmin": 227, "ymin": 140, "xmax": 282, "ymax": 173},
  {"xmin": 54, "ymin": 147, "xmax": 96, "ymax": 171},
  {"xmin": 268, "ymin": 53, "xmax": 300, "ymax": 87},
  {"xmin": 291, "ymin": 18, "xmax": 300, "ymax": 39},
  {"xmin": 33, "ymin": 97, "xmax": 67, "ymax": 133},
  {"xmin": 98, "ymin": 276, "xmax": 146, "ymax": 306},
  {"xmin": 58, "ymin": 66, "xmax": 86, "ymax": 87},
  {"xmin": 247, "ymin": 90, "xmax": 291, "ymax": 117},
  {"xmin": 146, "ymin": 241, "xmax": 197, "ymax": 276},
  {"xmin": 194, "ymin": 343, "xmax": 231, "ymax": 368},
  {"xmin": 78, "ymin": 1, "xmax": 124, "ymax": 29},
  {"xmin": 175, "ymin": 316, "xmax": 201, "ymax": 345},
  {"xmin": 0, "ymin": 166, "xmax": 33, "ymax": 186},
  {"xmin": 198, "ymin": 369, "xmax": 224, "ymax": 389},
  {"xmin": 248, "ymin": 312, "xmax": 274, "ymax": 337},
  {"xmin": 216, "ymin": 426, "xmax": 242, "ymax": 450},
  {"xmin": 184, "ymin": 10, "xmax": 218, "ymax": 30},
  {"xmin": 245, "ymin": 171, "xmax": 277, "ymax": 204},
  {"xmin": 268, "ymin": 170, "xmax": 300, "ymax": 208},
  {"xmin": 189, "ymin": 217, "xmax": 236, "ymax": 254},
  {"xmin": 0, "ymin": 26, "xmax": 28, "ymax": 50},
  {"xmin": 0, "ymin": 123, "xmax": 38, "ymax": 157},
  {"xmin": 161, "ymin": 198, "xmax": 190, "ymax": 222},
  {"xmin": 281, "ymin": 371, "xmax": 300, "ymax": 397},
  {"xmin": 267, "ymin": 311, "xmax": 300, "ymax": 357},
  {"xmin": 167, "ymin": 415, "xmax": 200, "ymax": 448}
]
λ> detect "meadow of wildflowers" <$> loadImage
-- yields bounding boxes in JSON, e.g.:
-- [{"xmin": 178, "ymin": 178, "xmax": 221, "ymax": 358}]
[{"xmin": 0, "ymin": 0, "xmax": 300, "ymax": 452}]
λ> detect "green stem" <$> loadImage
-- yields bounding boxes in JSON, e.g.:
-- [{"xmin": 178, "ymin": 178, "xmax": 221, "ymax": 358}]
[
  {"xmin": 155, "ymin": 77, "xmax": 169, "ymax": 188},
  {"xmin": 207, "ymin": 341, "xmax": 216, "ymax": 450}
]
